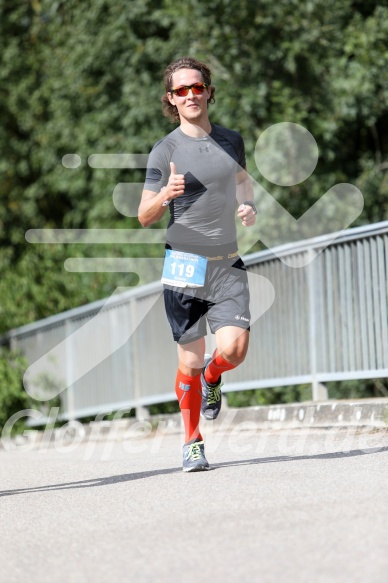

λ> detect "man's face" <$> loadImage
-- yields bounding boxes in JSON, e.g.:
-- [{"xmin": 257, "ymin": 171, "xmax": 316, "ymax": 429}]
[{"xmin": 168, "ymin": 68, "xmax": 211, "ymax": 123}]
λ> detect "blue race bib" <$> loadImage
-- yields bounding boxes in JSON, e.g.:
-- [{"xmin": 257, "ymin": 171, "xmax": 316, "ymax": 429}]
[{"xmin": 161, "ymin": 249, "xmax": 208, "ymax": 288}]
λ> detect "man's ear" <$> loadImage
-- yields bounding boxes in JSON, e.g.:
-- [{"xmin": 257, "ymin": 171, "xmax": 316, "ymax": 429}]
[{"xmin": 167, "ymin": 92, "xmax": 175, "ymax": 106}]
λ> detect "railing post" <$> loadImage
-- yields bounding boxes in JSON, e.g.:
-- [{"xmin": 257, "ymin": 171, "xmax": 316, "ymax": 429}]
[
  {"xmin": 129, "ymin": 296, "xmax": 149, "ymax": 420},
  {"xmin": 64, "ymin": 319, "xmax": 76, "ymax": 420},
  {"xmin": 307, "ymin": 249, "xmax": 328, "ymax": 401}
]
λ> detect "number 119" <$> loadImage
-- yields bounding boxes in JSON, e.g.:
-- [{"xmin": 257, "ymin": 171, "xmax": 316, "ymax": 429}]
[{"xmin": 170, "ymin": 262, "xmax": 194, "ymax": 278}]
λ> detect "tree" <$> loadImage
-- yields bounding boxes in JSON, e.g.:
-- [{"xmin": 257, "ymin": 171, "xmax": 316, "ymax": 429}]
[{"xmin": 0, "ymin": 0, "xmax": 387, "ymax": 335}]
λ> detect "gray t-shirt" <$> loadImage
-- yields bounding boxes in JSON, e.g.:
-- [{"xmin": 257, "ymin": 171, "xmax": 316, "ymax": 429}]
[{"xmin": 144, "ymin": 123, "xmax": 246, "ymax": 253}]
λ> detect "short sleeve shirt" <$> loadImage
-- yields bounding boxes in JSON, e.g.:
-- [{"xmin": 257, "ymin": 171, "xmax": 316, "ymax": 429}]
[{"xmin": 144, "ymin": 123, "xmax": 246, "ymax": 252}]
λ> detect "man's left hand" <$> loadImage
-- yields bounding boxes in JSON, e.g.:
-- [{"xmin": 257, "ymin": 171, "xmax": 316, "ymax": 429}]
[{"xmin": 237, "ymin": 204, "xmax": 257, "ymax": 227}]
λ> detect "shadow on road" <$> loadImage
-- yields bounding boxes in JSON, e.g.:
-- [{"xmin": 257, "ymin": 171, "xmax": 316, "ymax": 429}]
[{"xmin": 1, "ymin": 445, "xmax": 387, "ymax": 497}]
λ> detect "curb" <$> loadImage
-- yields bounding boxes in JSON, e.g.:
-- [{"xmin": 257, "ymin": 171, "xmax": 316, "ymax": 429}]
[
  {"xmin": 220, "ymin": 398, "xmax": 388, "ymax": 429},
  {"xmin": 1, "ymin": 398, "xmax": 387, "ymax": 451}
]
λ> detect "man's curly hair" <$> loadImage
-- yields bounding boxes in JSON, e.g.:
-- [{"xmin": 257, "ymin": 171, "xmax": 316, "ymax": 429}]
[{"xmin": 161, "ymin": 57, "xmax": 216, "ymax": 123}]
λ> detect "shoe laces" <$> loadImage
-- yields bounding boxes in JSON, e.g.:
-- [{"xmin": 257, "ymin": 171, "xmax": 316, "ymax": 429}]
[
  {"xmin": 186, "ymin": 442, "xmax": 203, "ymax": 461},
  {"xmin": 207, "ymin": 384, "xmax": 221, "ymax": 405}
]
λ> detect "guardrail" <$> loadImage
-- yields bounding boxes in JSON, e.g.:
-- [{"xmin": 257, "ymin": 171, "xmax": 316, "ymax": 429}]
[{"xmin": 2, "ymin": 221, "xmax": 388, "ymax": 422}]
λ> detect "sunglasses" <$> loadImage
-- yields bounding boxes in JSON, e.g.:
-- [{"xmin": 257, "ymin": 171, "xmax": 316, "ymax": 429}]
[{"xmin": 170, "ymin": 82, "xmax": 208, "ymax": 97}]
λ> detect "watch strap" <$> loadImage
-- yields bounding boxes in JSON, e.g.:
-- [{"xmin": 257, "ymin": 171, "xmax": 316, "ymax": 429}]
[{"xmin": 244, "ymin": 201, "xmax": 257, "ymax": 214}]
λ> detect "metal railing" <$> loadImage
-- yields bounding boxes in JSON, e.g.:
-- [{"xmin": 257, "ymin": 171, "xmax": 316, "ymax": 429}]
[{"xmin": 2, "ymin": 221, "xmax": 388, "ymax": 421}]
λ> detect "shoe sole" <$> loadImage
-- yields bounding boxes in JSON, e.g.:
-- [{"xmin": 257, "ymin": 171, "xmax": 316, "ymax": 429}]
[
  {"xmin": 200, "ymin": 411, "xmax": 220, "ymax": 421},
  {"xmin": 182, "ymin": 465, "xmax": 211, "ymax": 472}
]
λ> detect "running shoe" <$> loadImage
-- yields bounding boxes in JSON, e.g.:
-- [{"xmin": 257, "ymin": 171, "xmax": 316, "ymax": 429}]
[
  {"xmin": 200, "ymin": 354, "xmax": 223, "ymax": 420},
  {"xmin": 182, "ymin": 439, "xmax": 210, "ymax": 472}
]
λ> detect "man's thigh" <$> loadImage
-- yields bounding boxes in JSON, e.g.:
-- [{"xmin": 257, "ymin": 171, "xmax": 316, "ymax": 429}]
[
  {"xmin": 206, "ymin": 260, "xmax": 251, "ymax": 333},
  {"xmin": 163, "ymin": 287, "xmax": 208, "ymax": 343}
]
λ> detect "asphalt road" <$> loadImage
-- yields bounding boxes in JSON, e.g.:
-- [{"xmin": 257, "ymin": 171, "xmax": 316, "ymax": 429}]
[{"xmin": 1, "ymin": 425, "xmax": 388, "ymax": 583}]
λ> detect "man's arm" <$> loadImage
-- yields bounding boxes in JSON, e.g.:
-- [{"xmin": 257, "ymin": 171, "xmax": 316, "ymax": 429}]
[
  {"xmin": 138, "ymin": 162, "xmax": 185, "ymax": 227},
  {"xmin": 236, "ymin": 168, "xmax": 257, "ymax": 227},
  {"xmin": 138, "ymin": 188, "xmax": 171, "ymax": 228}
]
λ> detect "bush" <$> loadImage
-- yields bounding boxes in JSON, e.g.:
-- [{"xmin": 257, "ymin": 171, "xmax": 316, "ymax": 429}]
[
  {"xmin": 226, "ymin": 385, "xmax": 312, "ymax": 408},
  {"xmin": 0, "ymin": 347, "xmax": 29, "ymax": 433},
  {"xmin": 0, "ymin": 347, "xmax": 65, "ymax": 435},
  {"xmin": 327, "ymin": 379, "xmax": 388, "ymax": 400}
]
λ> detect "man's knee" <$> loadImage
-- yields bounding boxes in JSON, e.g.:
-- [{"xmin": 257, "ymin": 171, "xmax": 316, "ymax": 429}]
[
  {"xmin": 177, "ymin": 337, "xmax": 205, "ymax": 374},
  {"xmin": 222, "ymin": 346, "xmax": 247, "ymax": 366},
  {"xmin": 218, "ymin": 328, "xmax": 249, "ymax": 366}
]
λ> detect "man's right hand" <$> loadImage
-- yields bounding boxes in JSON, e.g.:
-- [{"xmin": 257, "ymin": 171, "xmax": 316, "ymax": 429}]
[
  {"xmin": 165, "ymin": 162, "xmax": 185, "ymax": 200},
  {"xmin": 138, "ymin": 162, "xmax": 185, "ymax": 226}
]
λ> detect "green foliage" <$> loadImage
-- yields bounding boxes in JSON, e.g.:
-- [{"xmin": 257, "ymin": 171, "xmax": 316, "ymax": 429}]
[
  {"xmin": 0, "ymin": 0, "xmax": 387, "ymax": 341},
  {"xmin": 0, "ymin": 348, "xmax": 29, "ymax": 432},
  {"xmin": 226, "ymin": 378, "xmax": 388, "ymax": 407},
  {"xmin": 148, "ymin": 400, "xmax": 180, "ymax": 416},
  {"xmin": 0, "ymin": 347, "xmax": 63, "ymax": 434},
  {"xmin": 0, "ymin": 243, "xmax": 142, "ymax": 332},
  {"xmin": 327, "ymin": 378, "xmax": 388, "ymax": 400},
  {"xmin": 227, "ymin": 384, "xmax": 312, "ymax": 408}
]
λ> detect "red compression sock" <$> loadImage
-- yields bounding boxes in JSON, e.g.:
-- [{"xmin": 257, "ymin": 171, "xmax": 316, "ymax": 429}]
[
  {"xmin": 175, "ymin": 369, "xmax": 203, "ymax": 444},
  {"xmin": 204, "ymin": 352, "xmax": 236, "ymax": 384}
]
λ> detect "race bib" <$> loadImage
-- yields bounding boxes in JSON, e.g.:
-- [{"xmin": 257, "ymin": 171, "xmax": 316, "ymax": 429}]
[{"xmin": 161, "ymin": 249, "xmax": 208, "ymax": 288}]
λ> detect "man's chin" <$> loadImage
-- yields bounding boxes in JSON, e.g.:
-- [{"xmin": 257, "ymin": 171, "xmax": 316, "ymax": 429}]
[
  {"xmin": 186, "ymin": 105, "xmax": 201, "ymax": 113},
  {"xmin": 185, "ymin": 110, "xmax": 203, "ymax": 121}
]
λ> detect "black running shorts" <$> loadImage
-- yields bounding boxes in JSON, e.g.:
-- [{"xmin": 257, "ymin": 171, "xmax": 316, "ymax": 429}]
[{"xmin": 163, "ymin": 257, "xmax": 251, "ymax": 344}]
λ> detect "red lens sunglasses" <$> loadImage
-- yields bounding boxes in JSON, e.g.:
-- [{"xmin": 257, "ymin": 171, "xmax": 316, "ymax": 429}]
[{"xmin": 170, "ymin": 83, "xmax": 208, "ymax": 97}]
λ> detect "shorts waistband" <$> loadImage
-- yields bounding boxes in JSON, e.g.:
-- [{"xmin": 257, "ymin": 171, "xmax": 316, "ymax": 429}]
[
  {"xmin": 166, "ymin": 243, "xmax": 239, "ymax": 261},
  {"xmin": 206, "ymin": 251, "xmax": 239, "ymax": 261}
]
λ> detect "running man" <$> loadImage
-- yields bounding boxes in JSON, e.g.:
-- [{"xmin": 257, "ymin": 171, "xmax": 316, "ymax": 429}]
[{"xmin": 138, "ymin": 57, "xmax": 257, "ymax": 472}]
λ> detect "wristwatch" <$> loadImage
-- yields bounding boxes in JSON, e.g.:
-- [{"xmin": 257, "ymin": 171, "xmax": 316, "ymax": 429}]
[
  {"xmin": 244, "ymin": 201, "xmax": 257, "ymax": 214},
  {"xmin": 161, "ymin": 186, "xmax": 171, "ymax": 207}
]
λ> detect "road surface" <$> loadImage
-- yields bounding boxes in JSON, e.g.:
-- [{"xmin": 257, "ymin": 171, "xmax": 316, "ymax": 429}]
[{"xmin": 1, "ymin": 424, "xmax": 387, "ymax": 583}]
